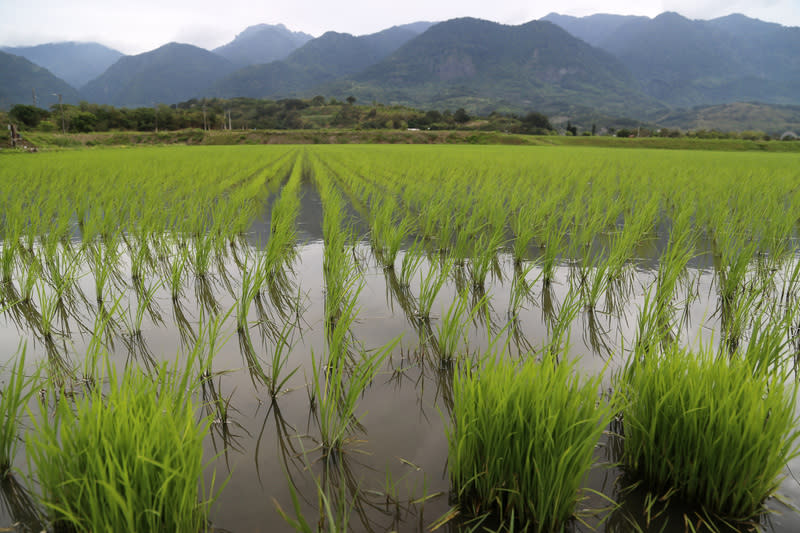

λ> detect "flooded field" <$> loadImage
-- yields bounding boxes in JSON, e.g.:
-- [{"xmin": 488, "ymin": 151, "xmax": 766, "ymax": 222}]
[{"xmin": 1, "ymin": 145, "xmax": 799, "ymax": 532}]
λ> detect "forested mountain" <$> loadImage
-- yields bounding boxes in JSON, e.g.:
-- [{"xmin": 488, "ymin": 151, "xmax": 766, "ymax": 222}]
[
  {"xmin": 213, "ymin": 24, "xmax": 313, "ymax": 67},
  {"xmin": 0, "ymin": 51, "xmax": 80, "ymax": 110},
  {"xmin": 546, "ymin": 12, "xmax": 800, "ymax": 107},
  {"xmin": 1, "ymin": 42, "xmax": 123, "ymax": 88},
  {"xmin": 212, "ymin": 23, "xmax": 431, "ymax": 98},
  {"xmin": 331, "ymin": 18, "xmax": 661, "ymax": 116},
  {"xmin": 81, "ymin": 43, "xmax": 236, "ymax": 107}
]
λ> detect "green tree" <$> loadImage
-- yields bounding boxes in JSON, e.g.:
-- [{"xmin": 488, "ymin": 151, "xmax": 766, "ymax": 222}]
[
  {"xmin": 454, "ymin": 108, "xmax": 470, "ymax": 124},
  {"xmin": 9, "ymin": 105, "xmax": 49, "ymax": 129},
  {"xmin": 67, "ymin": 110, "xmax": 97, "ymax": 133},
  {"xmin": 520, "ymin": 111, "xmax": 552, "ymax": 134}
]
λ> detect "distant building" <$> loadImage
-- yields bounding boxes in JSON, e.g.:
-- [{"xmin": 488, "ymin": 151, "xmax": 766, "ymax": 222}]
[{"xmin": 780, "ymin": 131, "xmax": 798, "ymax": 140}]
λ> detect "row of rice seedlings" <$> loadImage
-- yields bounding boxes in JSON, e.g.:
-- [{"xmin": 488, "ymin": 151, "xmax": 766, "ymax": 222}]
[
  {"xmin": 634, "ymin": 205, "xmax": 697, "ymax": 353},
  {"xmin": 260, "ymin": 156, "xmax": 303, "ymax": 314},
  {"xmin": 0, "ymin": 147, "xmax": 295, "ymax": 253},
  {"xmin": 447, "ymin": 351, "xmax": 614, "ymax": 531},
  {"xmin": 27, "ymin": 355, "xmax": 222, "ymax": 532},
  {"xmin": 604, "ymin": 194, "xmax": 660, "ymax": 283}
]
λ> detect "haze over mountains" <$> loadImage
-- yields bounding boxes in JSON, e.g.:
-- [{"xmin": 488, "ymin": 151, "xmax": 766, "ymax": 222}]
[{"xmin": 2, "ymin": 12, "xmax": 800, "ymax": 130}]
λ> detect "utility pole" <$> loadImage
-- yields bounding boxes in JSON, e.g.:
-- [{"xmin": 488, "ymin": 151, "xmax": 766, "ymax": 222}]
[
  {"xmin": 53, "ymin": 93, "xmax": 65, "ymax": 134},
  {"xmin": 202, "ymin": 102, "xmax": 207, "ymax": 131},
  {"xmin": 228, "ymin": 110, "xmax": 232, "ymax": 131},
  {"xmin": 153, "ymin": 103, "xmax": 158, "ymax": 133},
  {"xmin": 31, "ymin": 88, "xmax": 37, "ymax": 107}
]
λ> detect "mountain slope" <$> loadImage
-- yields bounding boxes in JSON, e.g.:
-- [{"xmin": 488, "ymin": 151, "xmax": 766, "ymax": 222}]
[
  {"xmin": 0, "ymin": 50, "xmax": 80, "ymax": 109},
  {"xmin": 1, "ymin": 42, "xmax": 123, "ymax": 88},
  {"xmin": 547, "ymin": 12, "xmax": 800, "ymax": 107},
  {"xmin": 81, "ymin": 43, "xmax": 235, "ymax": 107},
  {"xmin": 213, "ymin": 23, "xmax": 432, "ymax": 99},
  {"xmin": 653, "ymin": 102, "xmax": 800, "ymax": 135},
  {"xmin": 213, "ymin": 24, "xmax": 313, "ymax": 67},
  {"xmin": 335, "ymin": 18, "xmax": 659, "ymax": 116}
]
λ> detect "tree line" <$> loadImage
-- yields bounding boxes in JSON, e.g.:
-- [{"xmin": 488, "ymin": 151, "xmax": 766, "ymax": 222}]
[{"xmin": 3, "ymin": 96, "xmax": 554, "ymax": 135}]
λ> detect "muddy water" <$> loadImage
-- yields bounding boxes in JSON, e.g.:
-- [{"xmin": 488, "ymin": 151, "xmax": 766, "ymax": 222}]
[{"xmin": 0, "ymin": 187, "xmax": 798, "ymax": 532}]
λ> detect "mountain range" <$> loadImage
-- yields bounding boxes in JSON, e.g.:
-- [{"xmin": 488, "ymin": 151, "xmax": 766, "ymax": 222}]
[{"xmin": 2, "ymin": 12, "xmax": 799, "ymax": 131}]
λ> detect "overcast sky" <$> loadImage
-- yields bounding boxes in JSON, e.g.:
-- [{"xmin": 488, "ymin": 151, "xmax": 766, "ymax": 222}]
[{"xmin": 2, "ymin": 0, "xmax": 798, "ymax": 54}]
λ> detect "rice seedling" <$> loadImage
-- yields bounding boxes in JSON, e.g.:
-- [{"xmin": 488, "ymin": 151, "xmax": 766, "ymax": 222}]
[
  {"xmin": 468, "ymin": 227, "xmax": 505, "ymax": 290},
  {"xmin": 510, "ymin": 205, "xmax": 537, "ymax": 266},
  {"xmin": 544, "ymin": 287, "xmax": 582, "ymax": 360},
  {"xmin": 312, "ymin": 329, "xmax": 397, "ymax": 458},
  {"xmin": 447, "ymin": 353, "xmax": 614, "ymax": 531},
  {"xmin": 0, "ymin": 348, "xmax": 40, "ymax": 475},
  {"xmin": 27, "ymin": 356, "xmax": 222, "ymax": 532},
  {"xmin": 265, "ymin": 320, "xmax": 301, "ymax": 400},
  {"xmin": 398, "ymin": 242, "xmax": 424, "ymax": 289},
  {"xmin": 617, "ymin": 343, "xmax": 800, "ymax": 520},
  {"xmin": 369, "ymin": 197, "xmax": 415, "ymax": 270},
  {"xmin": 34, "ymin": 280, "xmax": 62, "ymax": 343},
  {"xmin": 416, "ymin": 255, "xmax": 453, "ymax": 321},
  {"xmin": 18, "ymin": 256, "xmax": 41, "ymax": 305},
  {"xmin": 166, "ymin": 244, "xmax": 190, "ymax": 302},
  {"xmin": 433, "ymin": 290, "xmax": 472, "ymax": 365}
]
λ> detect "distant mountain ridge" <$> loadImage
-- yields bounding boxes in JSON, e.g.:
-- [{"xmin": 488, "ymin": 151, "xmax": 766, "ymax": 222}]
[
  {"xmin": 81, "ymin": 43, "xmax": 236, "ymax": 107},
  {"xmin": 213, "ymin": 24, "xmax": 313, "ymax": 66},
  {"xmin": 212, "ymin": 23, "xmax": 433, "ymax": 99},
  {"xmin": 325, "ymin": 18, "xmax": 660, "ymax": 116},
  {"xmin": 0, "ymin": 50, "xmax": 80, "ymax": 109},
  {"xmin": 1, "ymin": 42, "xmax": 123, "ymax": 89},
  {"xmin": 544, "ymin": 11, "xmax": 800, "ymax": 107}
]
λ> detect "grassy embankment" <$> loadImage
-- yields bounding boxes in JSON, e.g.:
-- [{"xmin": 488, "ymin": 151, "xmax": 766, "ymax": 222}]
[{"xmin": 3, "ymin": 128, "xmax": 800, "ymax": 152}]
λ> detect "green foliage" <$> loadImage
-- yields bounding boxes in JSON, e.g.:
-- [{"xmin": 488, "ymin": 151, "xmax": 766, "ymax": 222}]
[
  {"xmin": 617, "ymin": 344, "xmax": 800, "ymax": 519},
  {"xmin": 448, "ymin": 354, "xmax": 613, "ymax": 530},
  {"xmin": 8, "ymin": 105, "xmax": 49, "ymax": 129},
  {"xmin": 0, "ymin": 349, "xmax": 40, "ymax": 474},
  {"xmin": 27, "ymin": 360, "xmax": 219, "ymax": 532}
]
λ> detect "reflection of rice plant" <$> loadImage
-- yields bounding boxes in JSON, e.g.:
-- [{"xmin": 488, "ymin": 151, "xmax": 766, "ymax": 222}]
[
  {"xmin": 28, "ymin": 359, "xmax": 221, "ymax": 532},
  {"xmin": 617, "ymin": 344, "xmax": 800, "ymax": 520},
  {"xmin": 448, "ymin": 354, "xmax": 613, "ymax": 531}
]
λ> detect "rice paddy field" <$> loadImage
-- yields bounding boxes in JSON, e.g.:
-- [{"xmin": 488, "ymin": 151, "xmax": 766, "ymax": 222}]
[{"xmin": 1, "ymin": 144, "xmax": 800, "ymax": 532}]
